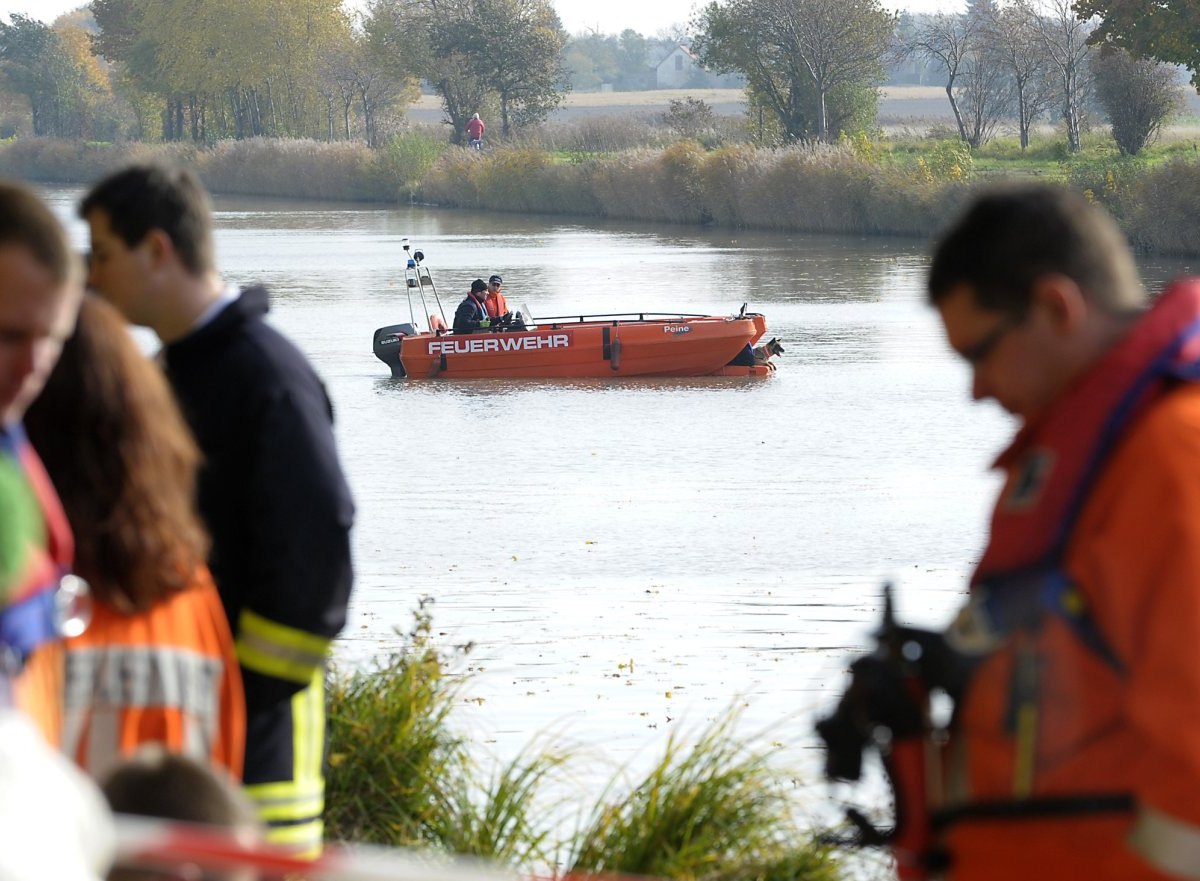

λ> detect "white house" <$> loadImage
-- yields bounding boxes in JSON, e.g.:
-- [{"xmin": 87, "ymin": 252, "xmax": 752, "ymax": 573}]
[{"xmin": 655, "ymin": 46, "xmax": 700, "ymax": 89}]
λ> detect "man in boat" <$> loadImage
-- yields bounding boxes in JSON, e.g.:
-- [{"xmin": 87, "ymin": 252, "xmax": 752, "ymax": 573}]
[
  {"xmin": 916, "ymin": 183, "xmax": 1200, "ymax": 879},
  {"xmin": 80, "ymin": 164, "xmax": 354, "ymax": 858},
  {"xmin": 453, "ymin": 278, "xmax": 493, "ymax": 333},
  {"xmin": 484, "ymin": 274, "xmax": 508, "ymax": 319},
  {"xmin": 483, "ymin": 274, "xmax": 524, "ymax": 331}
]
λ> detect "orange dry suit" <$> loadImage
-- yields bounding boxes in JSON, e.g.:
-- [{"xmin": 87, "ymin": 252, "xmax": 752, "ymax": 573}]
[
  {"xmin": 62, "ymin": 565, "xmax": 245, "ymax": 779},
  {"xmin": 484, "ymin": 290, "xmax": 508, "ymax": 318},
  {"xmin": 0, "ymin": 424, "xmax": 75, "ymax": 744},
  {"xmin": 936, "ymin": 279, "xmax": 1200, "ymax": 881}
]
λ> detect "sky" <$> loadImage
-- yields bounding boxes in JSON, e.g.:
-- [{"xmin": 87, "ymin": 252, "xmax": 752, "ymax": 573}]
[{"xmin": 7, "ymin": 0, "xmax": 961, "ymax": 37}]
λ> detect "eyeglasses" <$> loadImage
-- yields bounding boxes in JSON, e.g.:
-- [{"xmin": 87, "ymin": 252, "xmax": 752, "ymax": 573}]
[
  {"xmin": 489, "ymin": 282, "xmax": 500, "ymax": 287},
  {"xmin": 961, "ymin": 313, "xmax": 1022, "ymax": 365}
]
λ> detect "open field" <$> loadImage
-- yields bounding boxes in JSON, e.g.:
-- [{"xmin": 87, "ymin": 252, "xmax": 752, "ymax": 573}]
[{"xmin": 408, "ymin": 84, "xmax": 1200, "ymax": 131}]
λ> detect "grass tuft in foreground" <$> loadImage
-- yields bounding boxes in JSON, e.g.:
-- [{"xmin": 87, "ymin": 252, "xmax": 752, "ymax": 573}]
[
  {"xmin": 566, "ymin": 712, "xmax": 841, "ymax": 881},
  {"xmin": 325, "ymin": 604, "xmax": 840, "ymax": 879}
]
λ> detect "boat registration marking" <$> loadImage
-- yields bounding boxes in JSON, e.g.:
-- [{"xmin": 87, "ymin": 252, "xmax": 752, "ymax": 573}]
[
  {"xmin": 663, "ymin": 325, "xmax": 692, "ymax": 335},
  {"xmin": 427, "ymin": 334, "xmax": 570, "ymax": 356}
]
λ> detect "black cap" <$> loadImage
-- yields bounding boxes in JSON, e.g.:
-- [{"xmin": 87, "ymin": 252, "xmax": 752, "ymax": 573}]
[
  {"xmin": 470, "ymin": 279, "xmax": 486, "ymax": 293},
  {"xmin": 488, "ymin": 274, "xmax": 502, "ymax": 284}
]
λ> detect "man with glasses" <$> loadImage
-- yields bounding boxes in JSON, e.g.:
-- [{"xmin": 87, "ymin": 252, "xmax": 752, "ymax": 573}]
[{"xmin": 921, "ymin": 183, "xmax": 1200, "ymax": 880}]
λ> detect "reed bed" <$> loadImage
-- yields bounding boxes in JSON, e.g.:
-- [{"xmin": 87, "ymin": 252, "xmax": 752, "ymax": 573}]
[
  {"xmin": 323, "ymin": 603, "xmax": 839, "ymax": 879},
  {"xmin": 2, "ymin": 134, "xmax": 1197, "ymax": 255}
]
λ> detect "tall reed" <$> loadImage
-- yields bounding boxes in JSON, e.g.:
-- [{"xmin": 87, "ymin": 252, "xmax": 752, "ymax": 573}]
[{"xmin": 566, "ymin": 713, "xmax": 840, "ymax": 881}]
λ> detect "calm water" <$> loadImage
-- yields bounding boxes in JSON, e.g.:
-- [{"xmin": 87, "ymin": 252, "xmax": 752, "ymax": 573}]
[{"xmin": 43, "ymin": 187, "xmax": 1197, "ymax": 809}]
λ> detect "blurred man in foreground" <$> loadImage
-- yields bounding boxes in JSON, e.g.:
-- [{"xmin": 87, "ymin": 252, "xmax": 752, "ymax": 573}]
[{"xmin": 927, "ymin": 184, "xmax": 1200, "ymax": 879}]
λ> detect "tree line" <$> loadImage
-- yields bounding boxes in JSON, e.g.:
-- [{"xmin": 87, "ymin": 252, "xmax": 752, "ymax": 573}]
[{"xmin": 0, "ymin": 0, "xmax": 1196, "ymax": 154}]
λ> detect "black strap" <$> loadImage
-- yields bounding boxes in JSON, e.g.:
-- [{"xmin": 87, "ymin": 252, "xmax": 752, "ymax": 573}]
[{"xmin": 932, "ymin": 793, "xmax": 1134, "ymax": 830}]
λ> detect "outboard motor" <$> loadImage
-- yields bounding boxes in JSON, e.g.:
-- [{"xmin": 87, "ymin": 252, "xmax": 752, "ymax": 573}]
[{"xmin": 373, "ymin": 323, "xmax": 416, "ymax": 378}]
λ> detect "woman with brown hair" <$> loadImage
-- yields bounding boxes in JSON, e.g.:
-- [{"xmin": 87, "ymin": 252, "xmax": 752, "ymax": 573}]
[{"xmin": 23, "ymin": 295, "xmax": 244, "ymax": 779}]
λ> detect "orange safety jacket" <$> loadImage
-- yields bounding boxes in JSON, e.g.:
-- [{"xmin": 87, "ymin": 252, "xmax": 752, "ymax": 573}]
[
  {"xmin": 938, "ymin": 279, "xmax": 1200, "ymax": 881},
  {"xmin": 484, "ymin": 290, "xmax": 508, "ymax": 318},
  {"xmin": 62, "ymin": 566, "xmax": 245, "ymax": 779}
]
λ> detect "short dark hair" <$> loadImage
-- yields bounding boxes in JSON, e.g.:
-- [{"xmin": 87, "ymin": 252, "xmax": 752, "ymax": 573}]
[
  {"xmin": 80, "ymin": 164, "xmax": 215, "ymax": 275},
  {"xmin": 0, "ymin": 179, "xmax": 80, "ymax": 286},
  {"xmin": 101, "ymin": 746, "xmax": 258, "ymax": 827},
  {"xmin": 470, "ymin": 278, "xmax": 487, "ymax": 293},
  {"xmin": 928, "ymin": 184, "xmax": 1144, "ymax": 316}
]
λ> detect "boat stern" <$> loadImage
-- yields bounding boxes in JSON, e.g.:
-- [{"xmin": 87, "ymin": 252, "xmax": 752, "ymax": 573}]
[{"xmin": 373, "ymin": 323, "xmax": 416, "ymax": 378}]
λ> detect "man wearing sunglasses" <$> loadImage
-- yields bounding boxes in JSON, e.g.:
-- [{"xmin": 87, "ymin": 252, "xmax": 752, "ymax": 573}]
[{"xmin": 921, "ymin": 184, "xmax": 1200, "ymax": 880}]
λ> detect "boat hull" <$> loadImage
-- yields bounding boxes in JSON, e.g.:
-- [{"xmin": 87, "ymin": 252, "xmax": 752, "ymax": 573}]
[{"xmin": 376, "ymin": 315, "xmax": 768, "ymax": 379}]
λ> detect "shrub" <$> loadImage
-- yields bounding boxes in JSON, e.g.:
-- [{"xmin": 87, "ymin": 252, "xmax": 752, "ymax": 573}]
[
  {"xmin": 566, "ymin": 711, "xmax": 840, "ymax": 881},
  {"xmin": 373, "ymin": 130, "xmax": 450, "ymax": 197},
  {"xmin": 324, "ymin": 598, "xmax": 470, "ymax": 846}
]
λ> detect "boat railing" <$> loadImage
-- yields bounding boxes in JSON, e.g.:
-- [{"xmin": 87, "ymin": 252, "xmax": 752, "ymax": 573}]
[{"xmin": 532, "ymin": 311, "xmax": 731, "ymax": 326}]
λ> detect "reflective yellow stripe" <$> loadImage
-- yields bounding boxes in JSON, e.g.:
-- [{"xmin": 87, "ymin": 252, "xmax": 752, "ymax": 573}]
[
  {"xmin": 244, "ymin": 670, "xmax": 326, "ymax": 851},
  {"xmin": 235, "ymin": 610, "xmax": 331, "ymax": 684},
  {"xmin": 254, "ymin": 795, "xmax": 324, "ymax": 822},
  {"xmin": 243, "ymin": 780, "xmax": 324, "ymax": 802},
  {"xmin": 263, "ymin": 818, "xmax": 324, "ymax": 856}
]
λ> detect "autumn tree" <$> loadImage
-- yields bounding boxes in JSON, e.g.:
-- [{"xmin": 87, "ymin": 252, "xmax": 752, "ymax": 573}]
[
  {"xmin": 1073, "ymin": 0, "xmax": 1200, "ymax": 90},
  {"xmin": 438, "ymin": 0, "xmax": 569, "ymax": 136},
  {"xmin": 0, "ymin": 14, "xmax": 95, "ymax": 137},
  {"xmin": 1092, "ymin": 47, "xmax": 1183, "ymax": 154},
  {"xmin": 694, "ymin": 0, "xmax": 890, "ymax": 142}
]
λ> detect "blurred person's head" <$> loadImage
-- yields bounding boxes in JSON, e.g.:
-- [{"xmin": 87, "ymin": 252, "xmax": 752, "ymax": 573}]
[
  {"xmin": 0, "ymin": 180, "xmax": 83, "ymax": 428},
  {"xmin": 23, "ymin": 296, "xmax": 208, "ymax": 613},
  {"xmin": 928, "ymin": 184, "xmax": 1143, "ymax": 423},
  {"xmin": 102, "ymin": 745, "xmax": 259, "ymax": 881},
  {"xmin": 80, "ymin": 165, "xmax": 217, "ymax": 340}
]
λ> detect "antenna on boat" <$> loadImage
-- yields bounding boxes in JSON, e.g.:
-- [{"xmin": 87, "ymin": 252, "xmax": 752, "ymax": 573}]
[
  {"xmin": 400, "ymin": 238, "xmax": 417, "ymax": 326},
  {"xmin": 412, "ymin": 249, "xmax": 448, "ymax": 330}
]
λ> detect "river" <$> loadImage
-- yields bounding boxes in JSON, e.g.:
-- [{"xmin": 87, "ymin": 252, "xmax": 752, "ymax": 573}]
[{"xmin": 42, "ymin": 186, "xmax": 1198, "ymax": 826}]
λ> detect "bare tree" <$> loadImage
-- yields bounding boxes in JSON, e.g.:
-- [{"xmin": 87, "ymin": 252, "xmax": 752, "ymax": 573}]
[
  {"xmin": 906, "ymin": 15, "xmax": 972, "ymax": 142},
  {"xmin": 906, "ymin": 12, "xmax": 1008, "ymax": 147},
  {"xmin": 988, "ymin": 6, "xmax": 1057, "ymax": 149},
  {"xmin": 1093, "ymin": 47, "xmax": 1184, "ymax": 155},
  {"xmin": 1016, "ymin": 0, "xmax": 1094, "ymax": 153},
  {"xmin": 957, "ymin": 49, "xmax": 1012, "ymax": 147}
]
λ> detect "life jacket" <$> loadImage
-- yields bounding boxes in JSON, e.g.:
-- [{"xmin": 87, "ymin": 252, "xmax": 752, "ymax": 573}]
[
  {"xmin": 0, "ymin": 424, "xmax": 78, "ymax": 743},
  {"xmin": 939, "ymin": 279, "xmax": 1200, "ymax": 830},
  {"xmin": 485, "ymin": 290, "xmax": 508, "ymax": 318}
]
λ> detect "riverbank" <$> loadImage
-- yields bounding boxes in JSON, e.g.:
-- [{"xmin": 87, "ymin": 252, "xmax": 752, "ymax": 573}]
[{"xmin": 3, "ymin": 133, "xmax": 1198, "ymax": 255}]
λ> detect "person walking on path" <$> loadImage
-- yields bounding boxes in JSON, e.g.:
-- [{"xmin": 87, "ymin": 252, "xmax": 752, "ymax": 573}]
[
  {"xmin": 466, "ymin": 113, "xmax": 485, "ymax": 149},
  {"xmin": 81, "ymin": 164, "xmax": 354, "ymax": 858},
  {"xmin": 914, "ymin": 183, "xmax": 1200, "ymax": 880}
]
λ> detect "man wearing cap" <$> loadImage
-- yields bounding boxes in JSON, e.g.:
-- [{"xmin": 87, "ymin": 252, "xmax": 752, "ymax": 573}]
[
  {"xmin": 454, "ymin": 278, "xmax": 493, "ymax": 334},
  {"xmin": 484, "ymin": 274, "xmax": 508, "ymax": 320}
]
